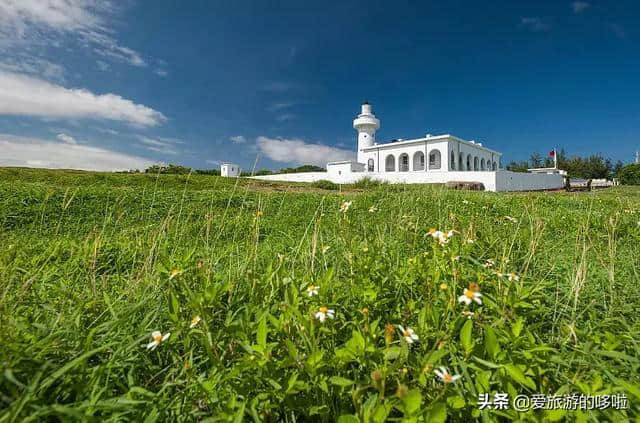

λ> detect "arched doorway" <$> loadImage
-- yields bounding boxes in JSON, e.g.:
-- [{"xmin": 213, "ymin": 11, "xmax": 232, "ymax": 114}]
[
  {"xmin": 399, "ymin": 153, "xmax": 410, "ymax": 172},
  {"xmin": 429, "ymin": 150, "xmax": 441, "ymax": 169},
  {"xmin": 385, "ymin": 155, "xmax": 395, "ymax": 172},
  {"xmin": 413, "ymin": 151, "xmax": 425, "ymax": 171}
]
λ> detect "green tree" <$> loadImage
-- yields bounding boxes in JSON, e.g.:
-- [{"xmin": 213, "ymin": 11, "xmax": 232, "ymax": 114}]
[
  {"xmin": 279, "ymin": 165, "xmax": 326, "ymax": 174},
  {"xmin": 145, "ymin": 164, "xmax": 192, "ymax": 174},
  {"xmin": 529, "ymin": 152, "xmax": 543, "ymax": 168},
  {"xmin": 506, "ymin": 160, "xmax": 530, "ymax": 173},
  {"xmin": 613, "ymin": 160, "xmax": 625, "ymax": 177},
  {"xmin": 617, "ymin": 163, "xmax": 640, "ymax": 185}
]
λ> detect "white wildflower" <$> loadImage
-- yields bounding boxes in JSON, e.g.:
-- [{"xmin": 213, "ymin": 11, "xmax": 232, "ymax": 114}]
[
  {"xmin": 146, "ymin": 331, "xmax": 171, "ymax": 351},
  {"xmin": 306, "ymin": 285, "xmax": 319, "ymax": 297},
  {"xmin": 434, "ymin": 367, "xmax": 461, "ymax": 384},
  {"xmin": 428, "ymin": 228, "xmax": 456, "ymax": 246},
  {"xmin": 340, "ymin": 201, "xmax": 352, "ymax": 213},
  {"xmin": 189, "ymin": 316, "xmax": 201, "ymax": 328},
  {"xmin": 482, "ymin": 259, "xmax": 495, "ymax": 268},
  {"xmin": 314, "ymin": 306, "xmax": 335, "ymax": 323},
  {"xmin": 458, "ymin": 288, "xmax": 483, "ymax": 305},
  {"xmin": 398, "ymin": 325, "xmax": 419, "ymax": 344}
]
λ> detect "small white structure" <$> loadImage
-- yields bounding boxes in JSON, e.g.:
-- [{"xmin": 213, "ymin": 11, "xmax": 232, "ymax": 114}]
[
  {"xmin": 528, "ymin": 168, "xmax": 567, "ymax": 176},
  {"xmin": 221, "ymin": 163, "xmax": 240, "ymax": 177},
  {"xmin": 251, "ymin": 102, "xmax": 565, "ymax": 192}
]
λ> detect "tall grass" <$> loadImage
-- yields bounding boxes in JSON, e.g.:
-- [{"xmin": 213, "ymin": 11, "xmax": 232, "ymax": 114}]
[{"xmin": 0, "ymin": 168, "xmax": 639, "ymax": 421}]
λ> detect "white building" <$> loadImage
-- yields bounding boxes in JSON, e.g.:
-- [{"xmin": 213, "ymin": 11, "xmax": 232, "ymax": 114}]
[
  {"xmin": 221, "ymin": 163, "xmax": 240, "ymax": 177},
  {"xmin": 352, "ymin": 101, "xmax": 501, "ymax": 174},
  {"xmin": 251, "ymin": 102, "xmax": 564, "ymax": 192}
]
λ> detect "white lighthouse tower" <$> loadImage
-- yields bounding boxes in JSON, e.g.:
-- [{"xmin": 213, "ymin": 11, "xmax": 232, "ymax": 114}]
[{"xmin": 353, "ymin": 101, "xmax": 380, "ymax": 164}]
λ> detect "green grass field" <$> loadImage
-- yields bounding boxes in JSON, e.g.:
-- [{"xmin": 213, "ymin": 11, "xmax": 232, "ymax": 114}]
[{"xmin": 1, "ymin": 167, "xmax": 639, "ymax": 422}]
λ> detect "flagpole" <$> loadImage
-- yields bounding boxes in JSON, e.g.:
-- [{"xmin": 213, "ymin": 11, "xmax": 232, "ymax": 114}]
[{"xmin": 554, "ymin": 148, "xmax": 557, "ymax": 169}]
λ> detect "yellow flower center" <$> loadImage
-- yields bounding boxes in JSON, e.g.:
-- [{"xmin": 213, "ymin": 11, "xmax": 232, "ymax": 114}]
[
  {"xmin": 403, "ymin": 329, "xmax": 411, "ymax": 337},
  {"xmin": 465, "ymin": 290, "xmax": 475, "ymax": 299},
  {"xmin": 153, "ymin": 333, "xmax": 163, "ymax": 342},
  {"xmin": 318, "ymin": 306, "xmax": 328, "ymax": 314},
  {"xmin": 443, "ymin": 373, "xmax": 453, "ymax": 383}
]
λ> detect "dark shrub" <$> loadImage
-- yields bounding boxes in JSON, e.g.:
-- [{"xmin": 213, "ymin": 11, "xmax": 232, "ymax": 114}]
[{"xmin": 310, "ymin": 180, "xmax": 339, "ymax": 190}]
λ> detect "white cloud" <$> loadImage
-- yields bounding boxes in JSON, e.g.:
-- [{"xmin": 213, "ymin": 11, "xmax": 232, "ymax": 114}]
[
  {"xmin": 154, "ymin": 69, "xmax": 168, "ymax": 77},
  {"xmin": 257, "ymin": 137, "xmax": 354, "ymax": 166},
  {"xmin": 0, "ymin": 0, "xmax": 146, "ymax": 67},
  {"xmin": 136, "ymin": 135, "xmax": 181, "ymax": 155},
  {"xmin": 267, "ymin": 102, "xmax": 296, "ymax": 112},
  {"xmin": 520, "ymin": 17, "xmax": 551, "ymax": 32},
  {"xmin": 572, "ymin": 1, "xmax": 590, "ymax": 13},
  {"xmin": 206, "ymin": 159, "xmax": 220, "ymax": 165},
  {"xmin": 92, "ymin": 40, "xmax": 146, "ymax": 67},
  {"xmin": 0, "ymin": 71, "xmax": 166, "ymax": 126},
  {"xmin": 230, "ymin": 135, "xmax": 246, "ymax": 144},
  {"xmin": 56, "ymin": 133, "xmax": 77, "ymax": 144},
  {"xmin": 0, "ymin": 56, "xmax": 65, "ymax": 82},
  {"xmin": 0, "ymin": 133, "xmax": 154, "ymax": 171},
  {"xmin": 275, "ymin": 113, "xmax": 295, "ymax": 122},
  {"xmin": 96, "ymin": 60, "xmax": 109, "ymax": 71},
  {"xmin": 93, "ymin": 127, "xmax": 119, "ymax": 135}
]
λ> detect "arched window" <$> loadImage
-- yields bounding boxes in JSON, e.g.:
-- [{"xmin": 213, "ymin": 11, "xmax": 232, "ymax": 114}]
[
  {"xmin": 399, "ymin": 153, "xmax": 410, "ymax": 172},
  {"xmin": 474, "ymin": 157, "xmax": 479, "ymax": 171},
  {"xmin": 385, "ymin": 155, "xmax": 395, "ymax": 172},
  {"xmin": 450, "ymin": 151, "xmax": 456, "ymax": 170},
  {"xmin": 413, "ymin": 151, "xmax": 425, "ymax": 171},
  {"xmin": 492, "ymin": 161, "xmax": 497, "ymax": 171},
  {"xmin": 481, "ymin": 158, "xmax": 485, "ymax": 171},
  {"xmin": 466, "ymin": 154, "xmax": 472, "ymax": 171},
  {"xmin": 459, "ymin": 152, "xmax": 465, "ymax": 171},
  {"xmin": 429, "ymin": 149, "xmax": 441, "ymax": 169},
  {"xmin": 367, "ymin": 158, "xmax": 374, "ymax": 172}
]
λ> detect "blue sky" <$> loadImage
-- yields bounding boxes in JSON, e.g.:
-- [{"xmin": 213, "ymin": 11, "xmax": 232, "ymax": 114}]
[{"xmin": 0, "ymin": 0, "xmax": 637, "ymax": 171}]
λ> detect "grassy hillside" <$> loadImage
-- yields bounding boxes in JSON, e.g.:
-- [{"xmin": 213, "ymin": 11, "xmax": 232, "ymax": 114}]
[{"xmin": 1, "ymin": 168, "xmax": 639, "ymax": 422}]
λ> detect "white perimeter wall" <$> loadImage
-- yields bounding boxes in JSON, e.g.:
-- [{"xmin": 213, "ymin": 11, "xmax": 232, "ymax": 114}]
[
  {"xmin": 249, "ymin": 172, "xmax": 329, "ymax": 183},
  {"xmin": 249, "ymin": 170, "xmax": 563, "ymax": 192},
  {"xmin": 494, "ymin": 171, "xmax": 564, "ymax": 191}
]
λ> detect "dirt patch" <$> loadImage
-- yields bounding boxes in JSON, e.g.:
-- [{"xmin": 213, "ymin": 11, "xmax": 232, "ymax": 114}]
[{"xmin": 243, "ymin": 180, "xmax": 365, "ymax": 195}]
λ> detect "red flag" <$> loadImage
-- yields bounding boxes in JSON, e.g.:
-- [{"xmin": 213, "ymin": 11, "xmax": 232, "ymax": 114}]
[{"xmin": 549, "ymin": 149, "xmax": 555, "ymax": 157}]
